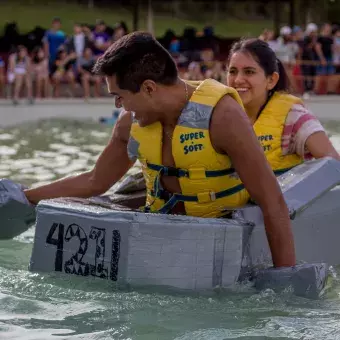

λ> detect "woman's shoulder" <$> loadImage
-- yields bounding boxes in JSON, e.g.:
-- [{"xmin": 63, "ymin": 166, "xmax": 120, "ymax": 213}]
[
  {"xmin": 284, "ymin": 102, "xmax": 324, "ymax": 136},
  {"xmin": 286, "ymin": 102, "xmax": 318, "ymax": 126}
]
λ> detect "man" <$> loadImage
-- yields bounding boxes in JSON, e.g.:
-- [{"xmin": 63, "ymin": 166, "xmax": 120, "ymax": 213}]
[
  {"xmin": 23, "ymin": 32, "xmax": 295, "ymax": 268},
  {"xmin": 65, "ymin": 23, "xmax": 92, "ymax": 61},
  {"xmin": 92, "ymin": 20, "xmax": 111, "ymax": 58},
  {"xmin": 42, "ymin": 17, "xmax": 67, "ymax": 72}
]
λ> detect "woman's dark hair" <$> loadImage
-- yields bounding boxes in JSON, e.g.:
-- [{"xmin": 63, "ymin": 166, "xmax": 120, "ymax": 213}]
[
  {"xmin": 93, "ymin": 31, "xmax": 178, "ymax": 93},
  {"xmin": 32, "ymin": 46, "xmax": 43, "ymax": 63},
  {"xmin": 227, "ymin": 38, "xmax": 291, "ymax": 93}
]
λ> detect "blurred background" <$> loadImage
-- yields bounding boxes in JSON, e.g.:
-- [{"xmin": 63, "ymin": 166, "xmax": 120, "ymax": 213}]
[{"xmin": 1, "ymin": 0, "xmax": 340, "ymax": 102}]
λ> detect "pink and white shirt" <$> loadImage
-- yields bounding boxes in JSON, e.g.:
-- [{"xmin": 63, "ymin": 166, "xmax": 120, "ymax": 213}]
[{"xmin": 281, "ymin": 104, "xmax": 325, "ymax": 160}]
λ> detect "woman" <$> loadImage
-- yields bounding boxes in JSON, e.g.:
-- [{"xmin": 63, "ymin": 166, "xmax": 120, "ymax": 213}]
[
  {"xmin": 226, "ymin": 38, "xmax": 339, "ymax": 167},
  {"xmin": 183, "ymin": 61, "xmax": 205, "ymax": 81},
  {"xmin": 32, "ymin": 46, "xmax": 50, "ymax": 98},
  {"xmin": 7, "ymin": 45, "xmax": 33, "ymax": 105}
]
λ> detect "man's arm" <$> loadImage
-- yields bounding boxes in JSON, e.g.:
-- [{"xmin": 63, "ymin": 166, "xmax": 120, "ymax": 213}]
[
  {"xmin": 42, "ymin": 33, "xmax": 50, "ymax": 59},
  {"xmin": 25, "ymin": 111, "xmax": 134, "ymax": 204},
  {"xmin": 210, "ymin": 95, "xmax": 296, "ymax": 268}
]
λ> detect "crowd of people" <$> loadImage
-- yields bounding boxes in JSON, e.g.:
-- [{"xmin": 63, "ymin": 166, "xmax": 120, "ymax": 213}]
[
  {"xmin": 180, "ymin": 22, "xmax": 340, "ymax": 99},
  {"xmin": 259, "ymin": 22, "xmax": 340, "ymax": 99},
  {"xmin": 0, "ymin": 17, "xmax": 129, "ymax": 103},
  {"xmin": 0, "ymin": 18, "xmax": 339, "ymax": 103}
]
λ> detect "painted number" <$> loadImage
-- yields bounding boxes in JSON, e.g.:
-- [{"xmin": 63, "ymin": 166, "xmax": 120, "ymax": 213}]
[{"xmin": 45, "ymin": 223, "xmax": 121, "ymax": 281}]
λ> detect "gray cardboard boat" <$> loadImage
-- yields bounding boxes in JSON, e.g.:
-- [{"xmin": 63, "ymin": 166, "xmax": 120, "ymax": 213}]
[{"xmin": 22, "ymin": 157, "xmax": 340, "ymax": 297}]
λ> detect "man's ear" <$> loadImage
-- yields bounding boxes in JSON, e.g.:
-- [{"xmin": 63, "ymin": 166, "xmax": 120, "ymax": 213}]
[{"xmin": 141, "ymin": 80, "xmax": 157, "ymax": 96}]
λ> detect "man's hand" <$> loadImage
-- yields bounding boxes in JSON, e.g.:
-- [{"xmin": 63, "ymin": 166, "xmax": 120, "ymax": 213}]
[
  {"xmin": 25, "ymin": 111, "xmax": 134, "ymax": 205},
  {"xmin": 211, "ymin": 95, "xmax": 296, "ymax": 267}
]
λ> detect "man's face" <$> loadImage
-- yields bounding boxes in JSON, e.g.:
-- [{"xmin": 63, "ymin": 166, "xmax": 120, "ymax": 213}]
[
  {"xmin": 52, "ymin": 20, "xmax": 61, "ymax": 30},
  {"xmin": 96, "ymin": 24, "xmax": 106, "ymax": 33},
  {"xmin": 106, "ymin": 75, "xmax": 160, "ymax": 127},
  {"xmin": 74, "ymin": 25, "xmax": 82, "ymax": 35}
]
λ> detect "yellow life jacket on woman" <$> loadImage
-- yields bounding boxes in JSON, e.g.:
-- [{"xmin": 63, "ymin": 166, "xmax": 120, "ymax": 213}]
[{"xmin": 253, "ymin": 91, "xmax": 304, "ymax": 173}]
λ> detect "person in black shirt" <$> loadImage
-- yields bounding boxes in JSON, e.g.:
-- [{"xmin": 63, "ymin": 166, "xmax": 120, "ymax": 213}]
[
  {"xmin": 300, "ymin": 23, "xmax": 319, "ymax": 97},
  {"xmin": 316, "ymin": 23, "xmax": 336, "ymax": 93}
]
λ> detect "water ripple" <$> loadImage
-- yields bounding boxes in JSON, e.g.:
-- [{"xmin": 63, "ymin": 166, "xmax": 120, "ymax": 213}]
[{"xmin": 0, "ymin": 118, "xmax": 340, "ymax": 339}]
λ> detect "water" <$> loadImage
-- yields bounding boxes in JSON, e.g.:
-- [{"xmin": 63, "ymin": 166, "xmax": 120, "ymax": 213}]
[{"xmin": 1, "ymin": 118, "xmax": 340, "ymax": 340}]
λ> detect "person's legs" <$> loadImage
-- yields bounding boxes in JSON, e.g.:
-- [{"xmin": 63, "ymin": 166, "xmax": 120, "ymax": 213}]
[
  {"xmin": 314, "ymin": 63, "xmax": 325, "ymax": 94},
  {"xmin": 325, "ymin": 60, "xmax": 337, "ymax": 93},
  {"xmin": 301, "ymin": 63, "xmax": 314, "ymax": 93},
  {"xmin": 81, "ymin": 73, "xmax": 91, "ymax": 99},
  {"xmin": 43, "ymin": 75, "xmax": 50, "ymax": 98},
  {"xmin": 52, "ymin": 71, "xmax": 62, "ymax": 98},
  {"xmin": 13, "ymin": 74, "xmax": 24, "ymax": 104},
  {"xmin": 24, "ymin": 74, "xmax": 33, "ymax": 103},
  {"xmin": 65, "ymin": 70, "xmax": 76, "ymax": 97},
  {"xmin": 93, "ymin": 75, "xmax": 102, "ymax": 97}
]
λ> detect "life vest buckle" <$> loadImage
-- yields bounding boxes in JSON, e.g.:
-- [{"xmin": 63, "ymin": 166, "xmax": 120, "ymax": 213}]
[
  {"xmin": 188, "ymin": 168, "xmax": 206, "ymax": 180},
  {"xmin": 163, "ymin": 166, "xmax": 181, "ymax": 177},
  {"xmin": 197, "ymin": 191, "xmax": 216, "ymax": 203}
]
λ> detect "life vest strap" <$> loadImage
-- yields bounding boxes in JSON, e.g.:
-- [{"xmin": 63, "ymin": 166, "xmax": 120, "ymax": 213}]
[{"xmin": 145, "ymin": 163, "xmax": 294, "ymax": 214}]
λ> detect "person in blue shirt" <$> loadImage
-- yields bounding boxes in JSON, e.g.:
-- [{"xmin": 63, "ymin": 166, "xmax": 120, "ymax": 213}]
[{"xmin": 43, "ymin": 17, "xmax": 66, "ymax": 72}]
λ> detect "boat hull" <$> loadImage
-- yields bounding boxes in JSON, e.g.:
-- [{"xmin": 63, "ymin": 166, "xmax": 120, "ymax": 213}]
[{"xmin": 29, "ymin": 158, "xmax": 340, "ymax": 291}]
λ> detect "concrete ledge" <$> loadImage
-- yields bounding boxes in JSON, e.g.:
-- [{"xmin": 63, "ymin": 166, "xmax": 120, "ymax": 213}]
[{"xmin": 0, "ymin": 96, "xmax": 340, "ymax": 128}]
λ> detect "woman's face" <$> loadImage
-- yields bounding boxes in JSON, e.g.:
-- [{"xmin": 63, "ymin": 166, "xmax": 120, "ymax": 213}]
[
  {"xmin": 188, "ymin": 62, "xmax": 201, "ymax": 75},
  {"xmin": 59, "ymin": 51, "xmax": 66, "ymax": 59},
  {"xmin": 37, "ymin": 49, "xmax": 45, "ymax": 59},
  {"xmin": 18, "ymin": 48, "xmax": 27, "ymax": 58},
  {"xmin": 227, "ymin": 51, "xmax": 277, "ymax": 111}
]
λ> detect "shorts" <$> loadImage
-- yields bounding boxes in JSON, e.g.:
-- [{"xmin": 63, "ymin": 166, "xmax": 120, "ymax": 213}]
[{"xmin": 316, "ymin": 58, "xmax": 335, "ymax": 75}]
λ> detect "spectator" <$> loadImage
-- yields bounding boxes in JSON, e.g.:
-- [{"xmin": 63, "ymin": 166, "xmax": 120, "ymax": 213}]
[
  {"xmin": 92, "ymin": 20, "xmax": 111, "ymax": 57},
  {"xmin": 274, "ymin": 26, "xmax": 299, "ymax": 64},
  {"xmin": 291, "ymin": 26, "xmax": 305, "ymax": 94},
  {"xmin": 300, "ymin": 23, "xmax": 319, "ymax": 98},
  {"xmin": 112, "ymin": 22, "xmax": 128, "ymax": 42},
  {"xmin": 333, "ymin": 27, "xmax": 340, "ymax": 72},
  {"xmin": 0, "ymin": 56, "xmax": 5, "ymax": 97},
  {"xmin": 81, "ymin": 24, "xmax": 94, "ymax": 41},
  {"xmin": 183, "ymin": 61, "xmax": 205, "ymax": 80},
  {"xmin": 274, "ymin": 26, "xmax": 299, "ymax": 92},
  {"xmin": 316, "ymin": 23, "xmax": 336, "ymax": 93},
  {"xmin": 7, "ymin": 46, "xmax": 33, "ymax": 104},
  {"xmin": 180, "ymin": 27, "xmax": 201, "ymax": 66},
  {"xmin": 205, "ymin": 61, "xmax": 226, "ymax": 83},
  {"xmin": 65, "ymin": 23, "xmax": 92, "ymax": 60},
  {"xmin": 43, "ymin": 17, "xmax": 66, "ymax": 72},
  {"xmin": 77, "ymin": 47, "xmax": 102, "ymax": 99},
  {"xmin": 7, "ymin": 46, "xmax": 33, "ymax": 105},
  {"xmin": 51, "ymin": 48, "xmax": 76, "ymax": 97},
  {"xmin": 200, "ymin": 48, "xmax": 215, "ymax": 74},
  {"xmin": 259, "ymin": 29, "xmax": 277, "ymax": 51},
  {"xmin": 32, "ymin": 46, "xmax": 49, "ymax": 98},
  {"xmin": 200, "ymin": 26, "xmax": 219, "ymax": 57}
]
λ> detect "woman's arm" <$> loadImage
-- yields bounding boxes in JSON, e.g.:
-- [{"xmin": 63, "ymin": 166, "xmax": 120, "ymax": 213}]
[
  {"xmin": 305, "ymin": 131, "xmax": 340, "ymax": 160},
  {"xmin": 283, "ymin": 104, "xmax": 340, "ymax": 160}
]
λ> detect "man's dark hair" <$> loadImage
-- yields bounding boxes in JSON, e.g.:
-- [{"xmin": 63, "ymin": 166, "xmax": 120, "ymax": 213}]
[{"xmin": 93, "ymin": 31, "xmax": 178, "ymax": 93}]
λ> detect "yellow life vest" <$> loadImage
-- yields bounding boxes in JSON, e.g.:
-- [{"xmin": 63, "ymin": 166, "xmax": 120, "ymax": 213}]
[
  {"xmin": 128, "ymin": 79, "xmax": 249, "ymax": 218},
  {"xmin": 127, "ymin": 82, "xmax": 303, "ymax": 218},
  {"xmin": 253, "ymin": 92, "xmax": 304, "ymax": 173}
]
